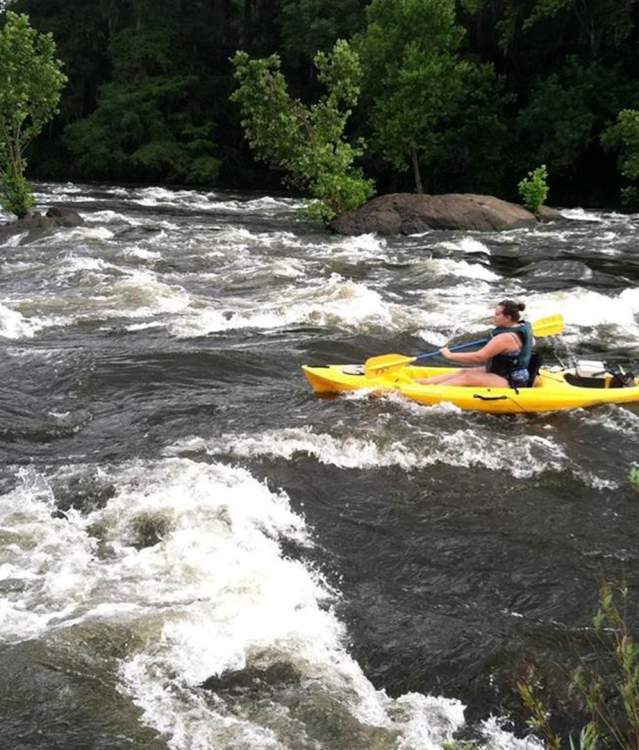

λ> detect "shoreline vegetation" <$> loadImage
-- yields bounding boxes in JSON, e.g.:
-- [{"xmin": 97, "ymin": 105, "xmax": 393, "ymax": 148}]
[
  {"xmin": 2, "ymin": 0, "xmax": 639, "ymax": 223},
  {"xmin": 517, "ymin": 582, "xmax": 639, "ymax": 750}
]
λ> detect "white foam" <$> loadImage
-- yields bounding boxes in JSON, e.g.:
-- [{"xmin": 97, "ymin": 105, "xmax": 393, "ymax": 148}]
[
  {"xmin": 421, "ymin": 257, "xmax": 499, "ymax": 281},
  {"xmin": 0, "ymin": 302, "xmax": 37, "ymax": 339},
  {"xmin": 169, "ymin": 273, "xmax": 419, "ymax": 337},
  {"xmin": 0, "ymin": 468, "xmax": 96, "ymax": 640},
  {"xmin": 0, "ymin": 231, "xmax": 28, "ymax": 247},
  {"xmin": 570, "ymin": 404, "xmax": 639, "ymax": 434},
  {"xmin": 214, "ymin": 195, "xmax": 302, "ymax": 214},
  {"xmin": 559, "ymin": 208, "xmax": 605, "ymax": 222},
  {"xmin": 439, "ymin": 237, "xmax": 492, "ymax": 255},
  {"xmin": 82, "ymin": 210, "xmax": 141, "ymax": 225},
  {"xmin": 480, "ymin": 716, "xmax": 544, "ymax": 750},
  {"xmin": 167, "ymin": 426, "xmax": 568, "ymax": 479},
  {"xmin": 61, "ymin": 226, "xmax": 115, "ymax": 241},
  {"xmin": 108, "ymin": 271, "xmax": 192, "ymax": 317},
  {"xmin": 123, "ymin": 321, "xmax": 165, "ymax": 332},
  {"xmin": 331, "ymin": 233, "xmax": 388, "ymax": 258},
  {"xmin": 527, "ymin": 287, "xmax": 639, "ymax": 343},
  {"xmin": 122, "ymin": 246, "xmax": 162, "ymax": 261},
  {"xmin": 130, "ymin": 187, "xmax": 301, "ymax": 215},
  {"xmin": 0, "ymin": 457, "xmax": 472, "ymax": 749}
]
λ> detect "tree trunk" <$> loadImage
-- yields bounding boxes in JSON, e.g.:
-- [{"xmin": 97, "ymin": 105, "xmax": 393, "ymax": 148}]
[{"xmin": 411, "ymin": 145, "xmax": 424, "ymax": 194}]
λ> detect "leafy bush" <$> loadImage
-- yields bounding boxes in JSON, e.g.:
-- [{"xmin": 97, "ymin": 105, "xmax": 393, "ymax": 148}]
[
  {"xmin": 602, "ymin": 110, "xmax": 639, "ymax": 206},
  {"xmin": 0, "ymin": 171, "xmax": 34, "ymax": 218},
  {"xmin": 518, "ymin": 164, "xmax": 549, "ymax": 215}
]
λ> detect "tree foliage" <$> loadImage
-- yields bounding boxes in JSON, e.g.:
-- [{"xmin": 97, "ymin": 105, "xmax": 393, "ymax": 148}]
[
  {"xmin": 0, "ymin": 10, "xmax": 66, "ymax": 217},
  {"xmin": 516, "ymin": 58, "xmax": 631, "ymax": 176},
  {"xmin": 231, "ymin": 39, "xmax": 374, "ymax": 221},
  {"xmin": 9, "ymin": 0, "xmax": 639, "ymax": 206},
  {"xmin": 602, "ymin": 109, "xmax": 639, "ymax": 204},
  {"xmin": 356, "ymin": 0, "xmax": 508, "ymax": 194},
  {"xmin": 518, "ymin": 582, "xmax": 639, "ymax": 750},
  {"xmin": 63, "ymin": 26, "xmax": 220, "ymax": 184},
  {"xmin": 280, "ymin": 0, "xmax": 363, "ymax": 71}
]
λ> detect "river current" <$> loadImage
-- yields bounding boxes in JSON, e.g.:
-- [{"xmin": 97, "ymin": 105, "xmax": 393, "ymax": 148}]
[{"xmin": 1, "ymin": 182, "xmax": 638, "ymax": 749}]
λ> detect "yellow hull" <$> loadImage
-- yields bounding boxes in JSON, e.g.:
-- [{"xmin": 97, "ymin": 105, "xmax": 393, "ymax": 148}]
[{"xmin": 302, "ymin": 364, "xmax": 639, "ymax": 414}]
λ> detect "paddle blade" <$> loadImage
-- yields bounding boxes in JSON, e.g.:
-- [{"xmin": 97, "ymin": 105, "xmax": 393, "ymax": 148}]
[
  {"xmin": 364, "ymin": 353, "xmax": 415, "ymax": 376},
  {"xmin": 532, "ymin": 313, "xmax": 564, "ymax": 338}
]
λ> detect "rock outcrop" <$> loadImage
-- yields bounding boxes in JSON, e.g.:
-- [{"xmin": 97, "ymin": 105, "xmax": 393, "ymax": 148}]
[
  {"xmin": 330, "ymin": 193, "xmax": 542, "ymax": 235},
  {"xmin": 0, "ymin": 207, "xmax": 84, "ymax": 245}
]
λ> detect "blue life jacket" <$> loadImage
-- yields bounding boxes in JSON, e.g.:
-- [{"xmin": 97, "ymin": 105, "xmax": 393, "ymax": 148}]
[{"xmin": 487, "ymin": 321, "xmax": 533, "ymax": 380}]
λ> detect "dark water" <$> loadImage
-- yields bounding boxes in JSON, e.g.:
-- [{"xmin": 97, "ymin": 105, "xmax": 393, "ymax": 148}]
[{"xmin": 1, "ymin": 183, "xmax": 638, "ymax": 749}]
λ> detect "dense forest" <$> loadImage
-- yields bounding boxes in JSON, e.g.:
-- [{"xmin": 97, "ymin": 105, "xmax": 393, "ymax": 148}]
[{"xmin": 5, "ymin": 0, "xmax": 639, "ymax": 206}]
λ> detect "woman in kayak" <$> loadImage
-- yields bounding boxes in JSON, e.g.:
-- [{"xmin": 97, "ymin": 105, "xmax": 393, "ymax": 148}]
[{"xmin": 418, "ymin": 300, "xmax": 533, "ymax": 387}]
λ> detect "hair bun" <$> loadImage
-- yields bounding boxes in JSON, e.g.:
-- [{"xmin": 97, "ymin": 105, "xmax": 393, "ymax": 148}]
[{"xmin": 517, "ymin": 302, "xmax": 526, "ymax": 311}]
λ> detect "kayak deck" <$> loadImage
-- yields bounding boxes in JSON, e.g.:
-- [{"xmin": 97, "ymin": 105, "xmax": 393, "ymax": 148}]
[{"xmin": 302, "ymin": 364, "xmax": 639, "ymax": 414}]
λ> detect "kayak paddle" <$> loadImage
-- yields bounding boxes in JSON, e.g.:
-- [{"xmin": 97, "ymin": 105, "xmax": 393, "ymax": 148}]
[{"xmin": 364, "ymin": 313, "xmax": 564, "ymax": 376}]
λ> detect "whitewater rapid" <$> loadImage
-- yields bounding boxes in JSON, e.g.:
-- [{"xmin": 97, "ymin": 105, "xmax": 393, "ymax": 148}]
[{"xmin": 1, "ymin": 182, "xmax": 637, "ymax": 749}]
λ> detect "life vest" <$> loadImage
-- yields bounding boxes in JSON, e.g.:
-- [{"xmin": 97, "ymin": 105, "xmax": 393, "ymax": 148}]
[{"xmin": 487, "ymin": 321, "xmax": 533, "ymax": 376}]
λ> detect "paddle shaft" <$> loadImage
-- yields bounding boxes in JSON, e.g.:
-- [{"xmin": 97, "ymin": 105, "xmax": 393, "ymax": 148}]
[
  {"xmin": 413, "ymin": 337, "xmax": 489, "ymax": 364},
  {"xmin": 364, "ymin": 314, "xmax": 562, "ymax": 376}
]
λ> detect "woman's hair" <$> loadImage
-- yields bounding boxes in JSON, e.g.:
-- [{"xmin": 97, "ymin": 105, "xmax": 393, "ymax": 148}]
[{"xmin": 498, "ymin": 299, "xmax": 525, "ymax": 322}]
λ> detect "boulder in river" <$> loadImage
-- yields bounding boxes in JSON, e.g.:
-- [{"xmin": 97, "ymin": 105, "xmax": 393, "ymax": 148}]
[
  {"xmin": 329, "ymin": 193, "xmax": 541, "ymax": 235},
  {"xmin": 0, "ymin": 207, "xmax": 84, "ymax": 245}
]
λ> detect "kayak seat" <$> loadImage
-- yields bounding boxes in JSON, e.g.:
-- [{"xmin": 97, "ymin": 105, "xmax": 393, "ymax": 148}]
[
  {"xmin": 526, "ymin": 352, "xmax": 542, "ymax": 387},
  {"xmin": 564, "ymin": 373, "xmax": 608, "ymax": 388}
]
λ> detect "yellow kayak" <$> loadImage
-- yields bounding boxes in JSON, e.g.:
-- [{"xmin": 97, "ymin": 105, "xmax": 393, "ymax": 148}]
[{"xmin": 302, "ymin": 363, "xmax": 639, "ymax": 414}]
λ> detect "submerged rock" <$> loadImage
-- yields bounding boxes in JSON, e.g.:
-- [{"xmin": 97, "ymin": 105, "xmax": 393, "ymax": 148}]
[
  {"xmin": 45, "ymin": 206, "xmax": 84, "ymax": 227},
  {"xmin": 0, "ymin": 207, "xmax": 84, "ymax": 245},
  {"xmin": 330, "ymin": 193, "xmax": 540, "ymax": 235},
  {"xmin": 537, "ymin": 205, "xmax": 563, "ymax": 222}
]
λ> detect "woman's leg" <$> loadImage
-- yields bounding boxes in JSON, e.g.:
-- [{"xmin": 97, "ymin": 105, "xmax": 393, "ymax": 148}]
[
  {"xmin": 418, "ymin": 368, "xmax": 508, "ymax": 387},
  {"xmin": 418, "ymin": 367, "xmax": 485, "ymax": 385}
]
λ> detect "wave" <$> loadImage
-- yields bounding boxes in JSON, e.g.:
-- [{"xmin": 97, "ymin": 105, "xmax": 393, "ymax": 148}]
[
  {"xmin": 438, "ymin": 237, "xmax": 492, "ymax": 255},
  {"xmin": 168, "ymin": 425, "xmax": 569, "ymax": 479},
  {"xmin": 0, "ymin": 458, "xmax": 470, "ymax": 749}
]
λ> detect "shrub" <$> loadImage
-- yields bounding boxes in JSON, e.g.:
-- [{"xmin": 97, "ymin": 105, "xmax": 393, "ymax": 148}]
[
  {"xmin": 518, "ymin": 164, "xmax": 549, "ymax": 215},
  {"xmin": 0, "ymin": 171, "xmax": 34, "ymax": 219},
  {"xmin": 518, "ymin": 582, "xmax": 639, "ymax": 750}
]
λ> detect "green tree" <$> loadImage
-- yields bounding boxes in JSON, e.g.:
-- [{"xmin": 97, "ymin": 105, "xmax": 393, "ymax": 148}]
[
  {"xmin": 465, "ymin": 0, "xmax": 639, "ymax": 61},
  {"xmin": 63, "ymin": 26, "xmax": 220, "ymax": 185},
  {"xmin": 356, "ymin": 0, "xmax": 506, "ymax": 194},
  {"xmin": 516, "ymin": 58, "xmax": 632, "ymax": 177},
  {"xmin": 0, "ymin": 11, "xmax": 66, "ymax": 218},
  {"xmin": 231, "ymin": 39, "xmax": 374, "ymax": 221},
  {"xmin": 602, "ymin": 109, "xmax": 639, "ymax": 205},
  {"xmin": 280, "ymin": 0, "xmax": 363, "ymax": 71}
]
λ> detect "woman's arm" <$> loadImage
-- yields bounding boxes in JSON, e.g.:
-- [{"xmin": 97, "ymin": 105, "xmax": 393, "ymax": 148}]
[{"xmin": 441, "ymin": 334, "xmax": 516, "ymax": 364}]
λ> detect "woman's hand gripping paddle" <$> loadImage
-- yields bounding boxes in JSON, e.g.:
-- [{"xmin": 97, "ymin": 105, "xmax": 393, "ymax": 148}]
[{"xmin": 364, "ymin": 314, "xmax": 564, "ymax": 377}]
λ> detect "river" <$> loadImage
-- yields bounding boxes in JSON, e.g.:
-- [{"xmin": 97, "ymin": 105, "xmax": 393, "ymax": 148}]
[{"xmin": 1, "ymin": 182, "xmax": 638, "ymax": 749}]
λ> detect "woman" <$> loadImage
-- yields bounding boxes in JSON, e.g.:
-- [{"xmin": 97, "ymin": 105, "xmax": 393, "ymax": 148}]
[{"xmin": 418, "ymin": 300, "xmax": 533, "ymax": 387}]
